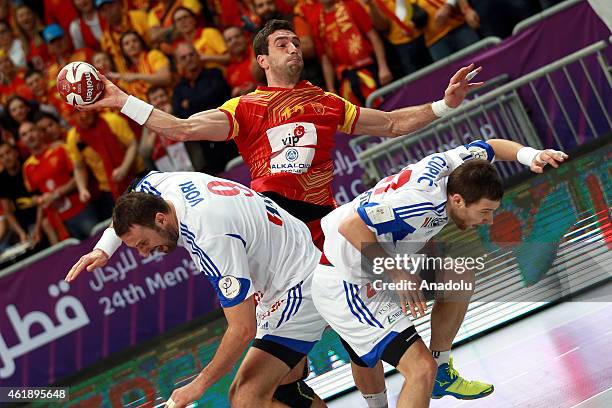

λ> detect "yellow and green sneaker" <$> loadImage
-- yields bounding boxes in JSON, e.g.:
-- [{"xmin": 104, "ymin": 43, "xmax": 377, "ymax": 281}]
[{"xmin": 432, "ymin": 358, "xmax": 494, "ymax": 400}]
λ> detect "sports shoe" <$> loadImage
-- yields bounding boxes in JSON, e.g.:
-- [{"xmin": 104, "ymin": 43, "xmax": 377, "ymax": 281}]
[{"xmin": 432, "ymin": 358, "xmax": 494, "ymax": 399}]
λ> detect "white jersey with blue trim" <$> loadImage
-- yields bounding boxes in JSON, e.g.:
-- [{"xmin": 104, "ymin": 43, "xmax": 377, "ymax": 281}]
[
  {"xmin": 321, "ymin": 141, "xmax": 495, "ymax": 284},
  {"xmin": 133, "ymin": 171, "xmax": 321, "ymax": 308}
]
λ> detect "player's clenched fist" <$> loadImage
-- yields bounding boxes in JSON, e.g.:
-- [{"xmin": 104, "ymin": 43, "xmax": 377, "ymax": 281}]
[
  {"xmin": 65, "ymin": 249, "xmax": 109, "ymax": 282},
  {"xmin": 165, "ymin": 380, "xmax": 205, "ymax": 408}
]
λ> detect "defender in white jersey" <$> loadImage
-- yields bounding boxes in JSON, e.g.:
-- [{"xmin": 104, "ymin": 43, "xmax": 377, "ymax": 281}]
[
  {"xmin": 65, "ymin": 171, "xmax": 328, "ymax": 408},
  {"xmin": 313, "ymin": 140, "xmax": 568, "ymax": 406}
]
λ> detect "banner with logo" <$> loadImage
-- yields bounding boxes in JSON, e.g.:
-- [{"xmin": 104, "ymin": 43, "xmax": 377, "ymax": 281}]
[{"xmin": 0, "ymin": 236, "xmax": 220, "ymax": 387}]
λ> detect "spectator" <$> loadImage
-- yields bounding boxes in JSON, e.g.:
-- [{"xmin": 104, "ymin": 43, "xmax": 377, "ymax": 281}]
[
  {"xmin": 253, "ymin": 0, "xmax": 288, "ymax": 27},
  {"xmin": 172, "ymin": 42, "xmax": 237, "ymax": 174},
  {"xmin": 140, "ymin": 86, "xmax": 203, "ymax": 172},
  {"xmin": 172, "ymin": 6, "xmax": 229, "ymax": 70},
  {"xmin": 91, "ymin": 50, "xmax": 115, "ymax": 73},
  {"xmin": 96, "ymin": 0, "xmax": 150, "ymax": 73},
  {"xmin": 366, "ymin": 0, "xmax": 433, "ymax": 76},
  {"xmin": 33, "ymin": 111, "xmax": 67, "ymax": 144},
  {"xmin": 147, "ymin": 0, "xmax": 201, "ymax": 45},
  {"xmin": 25, "ymin": 69, "xmax": 72, "ymax": 125},
  {"xmin": 0, "ymin": 21, "xmax": 26, "ymax": 68},
  {"xmin": 44, "ymin": 0, "xmax": 79, "ymax": 32},
  {"xmin": 42, "ymin": 24, "xmax": 94, "ymax": 91},
  {"xmin": 20, "ymin": 121, "xmax": 99, "ymax": 241},
  {"xmin": 91, "ymin": 49, "xmax": 131, "ymax": 92},
  {"xmin": 13, "ymin": 3, "xmax": 47, "ymax": 70},
  {"xmin": 292, "ymin": 0, "xmax": 326, "ymax": 88},
  {"xmin": 470, "ymin": 0, "xmax": 540, "ymax": 38},
  {"xmin": 67, "ymin": 110, "xmax": 141, "ymax": 218},
  {"xmin": 213, "ymin": 0, "xmax": 259, "ymax": 31},
  {"xmin": 3, "ymin": 95, "xmax": 39, "ymax": 144},
  {"xmin": 69, "ymin": 0, "xmax": 103, "ymax": 50},
  {"xmin": 0, "ymin": 51, "xmax": 32, "ymax": 105},
  {"xmin": 421, "ymin": 0, "xmax": 480, "ymax": 61},
  {"xmin": 317, "ymin": 0, "xmax": 393, "ymax": 106},
  {"xmin": 0, "ymin": 140, "xmax": 57, "ymax": 246},
  {"xmin": 223, "ymin": 26, "xmax": 258, "ymax": 97},
  {"xmin": 109, "ymin": 30, "xmax": 171, "ymax": 101},
  {"xmin": 0, "ymin": 0, "xmax": 10, "ymax": 24}
]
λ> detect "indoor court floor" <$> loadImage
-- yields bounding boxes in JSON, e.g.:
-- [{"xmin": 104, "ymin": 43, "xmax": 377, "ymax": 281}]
[{"xmin": 328, "ymin": 283, "xmax": 612, "ymax": 408}]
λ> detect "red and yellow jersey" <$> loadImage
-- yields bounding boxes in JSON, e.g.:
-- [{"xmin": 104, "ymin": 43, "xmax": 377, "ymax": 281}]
[
  {"xmin": 23, "ymin": 144, "xmax": 85, "ymax": 221},
  {"xmin": 377, "ymin": 0, "xmax": 423, "ymax": 45},
  {"xmin": 226, "ymin": 48, "xmax": 256, "ymax": 90},
  {"xmin": 100, "ymin": 10, "xmax": 150, "ymax": 73},
  {"xmin": 218, "ymin": 81, "xmax": 360, "ymax": 206},
  {"xmin": 317, "ymin": 0, "xmax": 374, "ymax": 77},
  {"xmin": 126, "ymin": 49, "xmax": 170, "ymax": 101},
  {"xmin": 0, "ymin": 71, "xmax": 33, "ymax": 105},
  {"xmin": 418, "ymin": 0, "xmax": 465, "ymax": 46},
  {"xmin": 147, "ymin": 0, "xmax": 201, "ymax": 28}
]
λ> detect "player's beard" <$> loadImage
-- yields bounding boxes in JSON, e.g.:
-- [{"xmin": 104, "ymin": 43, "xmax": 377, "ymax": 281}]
[
  {"xmin": 155, "ymin": 225, "xmax": 179, "ymax": 253},
  {"xmin": 277, "ymin": 56, "xmax": 303, "ymax": 84}
]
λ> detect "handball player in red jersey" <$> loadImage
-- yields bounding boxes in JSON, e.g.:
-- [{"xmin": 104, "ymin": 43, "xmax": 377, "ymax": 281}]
[{"xmin": 70, "ymin": 19, "xmax": 490, "ymax": 407}]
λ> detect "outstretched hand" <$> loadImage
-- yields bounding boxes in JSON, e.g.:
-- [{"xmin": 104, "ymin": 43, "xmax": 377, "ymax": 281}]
[
  {"xmin": 530, "ymin": 149, "xmax": 568, "ymax": 173},
  {"xmin": 76, "ymin": 74, "xmax": 128, "ymax": 112},
  {"xmin": 443, "ymin": 63, "xmax": 484, "ymax": 108},
  {"xmin": 65, "ymin": 249, "xmax": 109, "ymax": 282}
]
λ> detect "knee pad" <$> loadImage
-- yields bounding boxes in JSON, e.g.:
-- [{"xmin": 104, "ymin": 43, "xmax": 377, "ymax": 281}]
[{"xmin": 273, "ymin": 380, "xmax": 316, "ymax": 408}]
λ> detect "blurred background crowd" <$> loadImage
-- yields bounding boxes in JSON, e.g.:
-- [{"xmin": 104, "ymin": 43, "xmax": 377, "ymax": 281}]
[{"xmin": 0, "ymin": 0, "xmax": 566, "ymax": 258}]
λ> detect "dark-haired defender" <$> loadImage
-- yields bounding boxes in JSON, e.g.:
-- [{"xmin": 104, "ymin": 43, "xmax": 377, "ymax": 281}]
[
  {"xmin": 313, "ymin": 139, "xmax": 568, "ymax": 406},
  {"xmin": 66, "ymin": 171, "xmax": 329, "ymax": 408}
]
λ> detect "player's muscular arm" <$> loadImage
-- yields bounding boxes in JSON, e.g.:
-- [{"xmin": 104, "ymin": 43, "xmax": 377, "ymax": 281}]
[
  {"xmin": 485, "ymin": 139, "xmax": 524, "ymax": 160},
  {"xmin": 171, "ymin": 297, "xmax": 257, "ymax": 399},
  {"xmin": 353, "ymin": 64, "xmax": 484, "ymax": 137},
  {"xmin": 143, "ymin": 108, "xmax": 231, "ymax": 142},
  {"xmin": 354, "ymin": 104, "xmax": 437, "ymax": 137},
  {"xmin": 80, "ymin": 75, "xmax": 231, "ymax": 142}
]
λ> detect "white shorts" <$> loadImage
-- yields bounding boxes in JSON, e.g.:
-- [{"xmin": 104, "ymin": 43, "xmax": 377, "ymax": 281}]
[
  {"xmin": 255, "ymin": 269, "xmax": 328, "ymax": 355},
  {"xmin": 312, "ymin": 265, "xmax": 415, "ymax": 368}
]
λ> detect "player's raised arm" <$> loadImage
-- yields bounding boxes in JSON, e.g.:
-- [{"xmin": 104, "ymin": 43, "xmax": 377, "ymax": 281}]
[
  {"xmin": 77, "ymin": 74, "xmax": 231, "ymax": 142},
  {"xmin": 353, "ymin": 64, "xmax": 484, "ymax": 137},
  {"xmin": 485, "ymin": 139, "xmax": 568, "ymax": 173}
]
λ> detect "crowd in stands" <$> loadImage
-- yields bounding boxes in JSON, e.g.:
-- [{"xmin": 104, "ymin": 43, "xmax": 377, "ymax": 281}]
[{"xmin": 0, "ymin": 0, "xmax": 565, "ymax": 258}]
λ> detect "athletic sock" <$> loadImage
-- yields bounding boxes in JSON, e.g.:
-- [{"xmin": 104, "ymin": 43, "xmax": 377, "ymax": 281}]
[
  {"xmin": 362, "ymin": 388, "xmax": 388, "ymax": 408},
  {"xmin": 432, "ymin": 350, "xmax": 451, "ymax": 367}
]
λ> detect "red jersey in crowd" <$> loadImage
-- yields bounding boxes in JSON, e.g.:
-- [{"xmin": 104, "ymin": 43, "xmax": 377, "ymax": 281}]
[
  {"xmin": 317, "ymin": 0, "xmax": 374, "ymax": 76},
  {"xmin": 226, "ymin": 48, "xmax": 257, "ymax": 91},
  {"xmin": 23, "ymin": 144, "xmax": 85, "ymax": 222}
]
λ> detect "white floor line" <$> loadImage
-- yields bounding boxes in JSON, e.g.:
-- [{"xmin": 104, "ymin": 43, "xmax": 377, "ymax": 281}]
[
  {"xmin": 499, "ymin": 371, "xmax": 529, "ymax": 385},
  {"xmin": 569, "ymin": 386, "xmax": 612, "ymax": 407},
  {"xmin": 555, "ymin": 346, "xmax": 580, "ymax": 359}
]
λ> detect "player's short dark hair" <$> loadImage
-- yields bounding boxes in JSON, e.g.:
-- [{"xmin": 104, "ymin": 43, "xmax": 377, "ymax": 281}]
[
  {"xmin": 113, "ymin": 192, "xmax": 170, "ymax": 237},
  {"xmin": 447, "ymin": 160, "xmax": 504, "ymax": 205},
  {"xmin": 253, "ymin": 19, "xmax": 294, "ymax": 56}
]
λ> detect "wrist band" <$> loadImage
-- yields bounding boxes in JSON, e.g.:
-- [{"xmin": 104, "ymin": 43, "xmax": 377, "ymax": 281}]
[
  {"xmin": 517, "ymin": 146, "xmax": 542, "ymax": 166},
  {"xmin": 120, "ymin": 95, "xmax": 154, "ymax": 125},
  {"xmin": 431, "ymin": 99, "xmax": 454, "ymax": 117},
  {"xmin": 94, "ymin": 228, "xmax": 122, "ymax": 257}
]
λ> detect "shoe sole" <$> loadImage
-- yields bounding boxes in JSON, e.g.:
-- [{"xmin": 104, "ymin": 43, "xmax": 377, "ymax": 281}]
[{"xmin": 432, "ymin": 386, "xmax": 495, "ymax": 400}]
